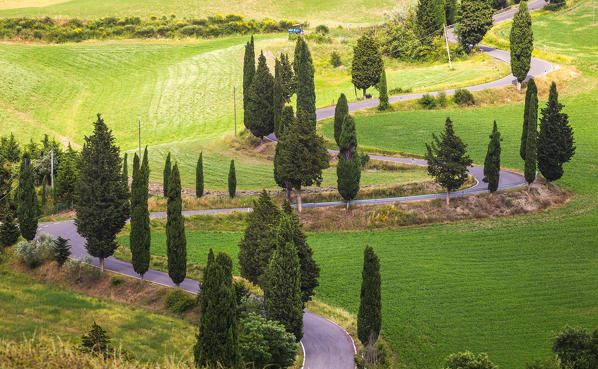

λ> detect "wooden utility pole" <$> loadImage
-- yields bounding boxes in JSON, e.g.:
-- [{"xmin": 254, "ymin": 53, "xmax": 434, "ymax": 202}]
[
  {"xmin": 138, "ymin": 120, "xmax": 141, "ymax": 159},
  {"xmin": 444, "ymin": 24, "xmax": 453, "ymax": 70},
  {"xmin": 50, "ymin": 149, "xmax": 54, "ymax": 189},
  {"xmin": 233, "ymin": 87, "xmax": 237, "ymax": 137}
]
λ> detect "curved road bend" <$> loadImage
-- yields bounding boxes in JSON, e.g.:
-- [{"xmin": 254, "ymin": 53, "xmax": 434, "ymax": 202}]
[{"xmin": 37, "ymin": 2, "xmax": 553, "ymax": 368}]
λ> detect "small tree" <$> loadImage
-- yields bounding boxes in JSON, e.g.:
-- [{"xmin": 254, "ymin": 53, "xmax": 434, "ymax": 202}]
[
  {"xmin": 352, "ymin": 35, "xmax": 384, "ymax": 99},
  {"xmin": 294, "ymin": 37, "xmax": 316, "ymax": 127},
  {"xmin": 334, "ymin": 93, "xmax": 349, "ymax": 146},
  {"xmin": 457, "ymin": 0, "xmax": 493, "ymax": 52},
  {"xmin": 376, "ymin": 68, "xmax": 389, "ymax": 111},
  {"xmin": 520, "ymin": 78, "xmax": 538, "ymax": 161},
  {"xmin": 524, "ymin": 82, "xmax": 538, "ymax": 187},
  {"xmin": 483, "ymin": 121, "xmax": 501, "ymax": 193},
  {"xmin": 537, "ymin": 82, "xmax": 575, "ymax": 182},
  {"xmin": 246, "ymin": 52, "xmax": 275, "ymax": 139},
  {"xmin": 510, "ymin": 1, "xmax": 534, "ymax": 89},
  {"xmin": 416, "ymin": 0, "xmax": 445, "ymax": 37},
  {"xmin": 357, "ymin": 246, "xmax": 381, "ymax": 350},
  {"xmin": 445, "ymin": 0, "xmax": 458, "ymax": 25},
  {"xmin": 243, "ymin": 35, "xmax": 255, "ymax": 117},
  {"xmin": 196, "ymin": 152, "xmax": 204, "ymax": 197},
  {"xmin": 425, "ymin": 117, "xmax": 473, "ymax": 204},
  {"xmin": 443, "ymin": 351, "xmax": 498, "ymax": 369},
  {"xmin": 228, "ymin": 159, "xmax": 236, "ymax": 198},
  {"xmin": 79, "ymin": 321, "xmax": 112, "ymax": 357},
  {"xmin": 17, "ymin": 154, "xmax": 39, "ymax": 241},
  {"xmin": 337, "ymin": 115, "xmax": 361, "ymax": 210},
  {"xmin": 53, "ymin": 236, "xmax": 71, "ymax": 267},
  {"xmin": 166, "ymin": 163, "xmax": 186, "ymax": 287},
  {"xmin": 163, "ymin": 152, "xmax": 171, "ymax": 197}
]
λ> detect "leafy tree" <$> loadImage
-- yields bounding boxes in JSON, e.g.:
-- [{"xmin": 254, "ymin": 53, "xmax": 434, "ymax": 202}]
[
  {"xmin": 79, "ymin": 321, "xmax": 112, "ymax": 357},
  {"xmin": 510, "ymin": 1, "xmax": 534, "ymax": 88},
  {"xmin": 537, "ymin": 82, "xmax": 575, "ymax": 182},
  {"xmin": 52, "ymin": 236, "xmax": 71, "ymax": 267},
  {"xmin": 425, "ymin": 117, "xmax": 473, "ymax": 204},
  {"xmin": 334, "ymin": 93, "xmax": 349, "ymax": 146},
  {"xmin": 443, "ymin": 351, "xmax": 498, "ymax": 369},
  {"xmin": 163, "ymin": 152, "xmax": 171, "ymax": 197},
  {"xmin": 273, "ymin": 58, "xmax": 285, "ymax": 138},
  {"xmin": 294, "ymin": 37, "xmax": 316, "ymax": 127},
  {"xmin": 337, "ymin": 115, "xmax": 361, "ymax": 210},
  {"xmin": 0, "ymin": 133, "xmax": 21, "ymax": 163},
  {"xmin": 520, "ymin": 78, "xmax": 538, "ymax": 161},
  {"xmin": 196, "ymin": 152, "xmax": 204, "ymax": 197},
  {"xmin": 416, "ymin": 0, "xmax": 445, "ymax": 37},
  {"xmin": 243, "ymin": 35, "xmax": 255, "ymax": 117},
  {"xmin": 130, "ymin": 150, "xmax": 151, "ymax": 282},
  {"xmin": 166, "ymin": 163, "xmax": 186, "ymax": 287},
  {"xmin": 228, "ymin": 160, "xmax": 236, "ymax": 198},
  {"xmin": 279, "ymin": 52, "xmax": 295, "ymax": 102},
  {"xmin": 17, "ymin": 154, "xmax": 39, "ymax": 241},
  {"xmin": 446, "ymin": 0, "xmax": 458, "ymax": 25},
  {"xmin": 238, "ymin": 190, "xmax": 281, "ymax": 285},
  {"xmin": 376, "ymin": 68, "xmax": 389, "ymax": 111},
  {"xmin": 272, "ymin": 109, "xmax": 330, "ymax": 212},
  {"xmin": 55, "ymin": 148, "xmax": 78, "ymax": 208},
  {"xmin": 457, "ymin": 0, "xmax": 493, "ymax": 52},
  {"xmin": 357, "ymin": 245, "xmax": 382, "ymax": 349},
  {"xmin": 239, "ymin": 312, "xmax": 297, "ymax": 368},
  {"xmin": 246, "ymin": 52, "xmax": 275, "ymax": 139},
  {"xmin": 195, "ymin": 252, "xmax": 239, "ymax": 368},
  {"xmin": 552, "ymin": 326, "xmax": 597, "ymax": 369},
  {"xmin": 265, "ymin": 214, "xmax": 304, "ymax": 341},
  {"xmin": 352, "ymin": 35, "xmax": 384, "ymax": 98},
  {"xmin": 524, "ymin": 81, "xmax": 538, "ymax": 186},
  {"xmin": 75, "ymin": 115, "xmax": 129, "ymax": 272},
  {"xmin": 483, "ymin": 121, "xmax": 501, "ymax": 193}
]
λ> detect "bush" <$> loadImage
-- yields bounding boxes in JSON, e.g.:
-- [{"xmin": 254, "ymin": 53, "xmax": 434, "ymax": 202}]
[
  {"xmin": 239, "ymin": 313, "xmax": 297, "ymax": 368},
  {"xmin": 315, "ymin": 24, "xmax": 329, "ymax": 34},
  {"xmin": 437, "ymin": 91, "xmax": 448, "ymax": 107},
  {"xmin": 418, "ymin": 94, "xmax": 437, "ymax": 109},
  {"xmin": 136, "ymin": 26, "xmax": 155, "ymax": 37},
  {"xmin": 454, "ymin": 88, "xmax": 475, "ymax": 106},
  {"xmin": 330, "ymin": 51, "xmax": 342, "ymax": 67},
  {"xmin": 180, "ymin": 25, "xmax": 197, "ymax": 36},
  {"xmin": 15, "ymin": 235, "xmax": 54, "ymax": 268},
  {"xmin": 64, "ymin": 256, "xmax": 93, "ymax": 280},
  {"xmin": 389, "ymin": 86, "xmax": 413, "ymax": 95},
  {"xmin": 359, "ymin": 152, "xmax": 370, "ymax": 169},
  {"xmin": 525, "ymin": 358, "xmax": 562, "ymax": 369},
  {"xmin": 110, "ymin": 276, "xmax": 123, "ymax": 286},
  {"xmin": 165, "ymin": 289, "xmax": 196, "ymax": 314},
  {"xmin": 443, "ymin": 351, "xmax": 498, "ymax": 369}
]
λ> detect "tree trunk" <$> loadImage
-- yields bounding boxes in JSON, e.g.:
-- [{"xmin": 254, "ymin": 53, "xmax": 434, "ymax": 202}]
[
  {"xmin": 285, "ymin": 184, "xmax": 292, "ymax": 201},
  {"xmin": 140, "ymin": 274, "xmax": 144, "ymax": 285},
  {"xmin": 176, "ymin": 282, "xmax": 180, "ymax": 288},
  {"xmin": 99, "ymin": 257, "xmax": 104, "ymax": 273},
  {"xmin": 346, "ymin": 200, "xmax": 350, "ymax": 212},
  {"xmin": 446, "ymin": 191, "xmax": 450, "ymax": 205},
  {"xmin": 517, "ymin": 81, "xmax": 522, "ymax": 91},
  {"xmin": 363, "ymin": 88, "xmax": 367, "ymax": 99},
  {"xmin": 296, "ymin": 189, "xmax": 302, "ymax": 213}
]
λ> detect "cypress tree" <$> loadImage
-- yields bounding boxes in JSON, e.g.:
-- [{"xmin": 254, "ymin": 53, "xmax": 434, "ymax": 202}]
[
  {"xmin": 163, "ymin": 152, "xmax": 171, "ymax": 197},
  {"xmin": 228, "ymin": 160, "xmax": 236, "ymax": 198},
  {"xmin": 0, "ymin": 159, "xmax": 18, "ymax": 247},
  {"xmin": 75, "ymin": 114, "xmax": 129, "ymax": 272},
  {"xmin": 337, "ymin": 115, "xmax": 361, "ymax": 210},
  {"xmin": 377, "ymin": 68, "xmax": 389, "ymax": 111},
  {"xmin": 166, "ymin": 163, "xmax": 186, "ymax": 287},
  {"xmin": 274, "ymin": 106, "xmax": 297, "ymax": 199},
  {"xmin": 196, "ymin": 152, "xmax": 204, "ymax": 197},
  {"xmin": 357, "ymin": 245, "xmax": 382, "ymax": 347},
  {"xmin": 243, "ymin": 35, "xmax": 255, "ymax": 119},
  {"xmin": 294, "ymin": 37, "xmax": 316, "ymax": 127},
  {"xmin": 510, "ymin": 1, "xmax": 534, "ymax": 89},
  {"xmin": 0, "ymin": 211, "xmax": 20, "ymax": 247},
  {"xmin": 195, "ymin": 251, "xmax": 239, "ymax": 368},
  {"xmin": 55, "ymin": 150, "xmax": 78, "ymax": 208},
  {"xmin": 130, "ymin": 151, "xmax": 151, "ymax": 282},
  {"xmin": 520, "ymin": 79, "xmax": 538, "ymax": 161},
  {"xmin": 273, "ymin": 58, "xmax": 285, "ymax": 138},
  {"xmin": 457, "ymin": 0, "xmax": 493, "ymax": 52},
  {"xmin": 238, "ymin": 190, "xmax": 281, "ymax": 285},
  {"xmin": 280, "ymin": 53, "xmax": 295, "ymax": 102},
  {"xmin": 483, "ymin": 121, "xmax": 502, "ymax": 193},
  {"xmin": 17, "ymin": 153, "xmax": 39, "ymax": 241},
  {"xmin": 537, "ymin": 82, "xmax": 575, "ymax": 182},
  {"xmin": 524, "ymin": 82, "xmax": 538, "ymax": 186},
  {"xmin": 445, "ymin": 0, "xmax": 458, "ymax": 25},
  {"xmin": 0, "ymin": 133, "xmax": 21, "ymax": 163},
  {"xmin": 333, "ymin": 93, "xmax": 349, "ymax": 146},
  {"xmin": 41, "ymin": 176, "xmax": 47, "ymax": 207},
  {"xmin": 265, "ymin": 214, "xmax": 303, "ymax": 341},
  {"xmin": 416, "ymin": 0, "xmax": 446, "ymax": 37},
  {"xmin": 122, "ymin": 152, "xmax": 128, "ymax": 190},
  {"xmin": 352, "ymin": 35, "xmax": 384, "ymax": 99},
  {"xmin": 53, "ymin": 236, "xmax": 71, "ymax": 267},
  {"xmin": 425, "ymin": 117, "xmax": 473, "ymax": 204},
  {"xmin": 246, "ymin": 52, "xmax": 275, "ymax": 139},
  {"xmin": 272, "ymin": 109, "xmax": 330, "ymax": 212}
]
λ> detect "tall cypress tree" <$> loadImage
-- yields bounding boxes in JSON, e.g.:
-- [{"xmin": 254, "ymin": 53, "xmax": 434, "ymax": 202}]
[
  {"xmin": 55, "ymin": 149, "xmax": 78, "ymax": 209},
  {"xmin": 195, "ymin": 252, "xmax": 239, "ymax": 368},
  {"xmin": 416, "ymin": 0, "xmax": 446, "ymax": 37},
  {"xmin": 130, "ymin": 151, "xmax": 151, "ymax": 282},
  {"xmin": 0, "ymin": 158, "xmax": 19, "ymax": 247},
  {"xmin": 425, "ymin": 117, "xmax": 473, "ymax": 204},
  {"xmin": 243, "ymin": 35, "xmax": 255, "ymax": 121},
  {"xmin": 0, "ymin": 211, "xmax": 19, "ymax": 247},
  {"xmin": 445, "ymin": 0, "xmax": 458, "ymax": 25},
  {"xmin": 280, "ymin": 53, "xmax": 295, "ymax": 102},
  {"xmin": 228, "ymin": 160, "xmax": 236, "ymax": 198},
  {"xmin": 510, "ymin": 1, "xmax": 533, "ymax": 89},
  {"xmin": 265, "ymin": 214, "xmax": 303, "ymax": 341},
  {"xmin": 273, "ymin": 58, "xmax": 285, "ymax": 138},
  {"xmin": 537, "ymin": 82, "xmax": 575, "ymax": 182},
  {"xmin": 377, "ymin": 68, "xmax": 389, "ymax": 111},
  {"xmin": 483, "ymin": 121, "xmax": 502, "ymax": 193},
  {"xmin": 334, "ymin": 94, "xmax": 349, "ymax": 146},
  {"xmin": 196, "ymin": 152, "xmax": 204, "ymax": 198},
  {"xmin": 75, "ymin": 114, "xmax": 129, "ymax": 272},
  {"xmin": 246, "ymin": 52, "xmax": 275, "ymax": 139},
  {"xmin": 524, "ymin": 82, "xmax": 539, "ymax": 186},
  {"xmin": 17, "ymin": 154, "xmax": 39, "ymax": 241},
  {"xmin": 520, "ymin": 79, "xmax": 538, "ymax": 161},
  {"xmin": 357, "ymin": 245, "xmax": 381, "ymax": 347},
  {"xmin": 337, "ymin": 115, "xmax": 361, "ymax": 210},
  {"xmin": 122, "ymin": 152, "xmax": 128, "ymax": 191},
  {"xmin": 41, "ymin": 175, "xmax": 47, "ymax": 207},
  {"xmin": 274, "ymin": 106, "xmax": 297, "ymax": 200},
  {"xmin": 166, "ymin": 163, "xmax": 186, "ymax": 287},
  {"xmin": 163, "ymin": 152, "xmax": 171, "ymax": 198},
  {"xmin": 238, "ymin": 190, "xmax": 281, "ymax": 285},
  {"xmin": 352, "ymin": 35, "xmax": 384, "ymax": 99},
  {"xmin": 294, "ymin": 37, "xmax": 316, "ymax": 127}
]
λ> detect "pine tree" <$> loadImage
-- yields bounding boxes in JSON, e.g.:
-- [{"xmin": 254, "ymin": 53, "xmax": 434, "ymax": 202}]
[
  {"xmin": 17, "ymin": 154, "xmax": 39, "ymax": 241},
  {"xmin": 425, "ymin": 117, "xmax": 473, "ymax": 204},
  {"xmin": 280, "ymin": 53, "xmax": 295, "ymax": 102},
  {"xmin": 337, "ymin": 115, "xmax": 361, "ymax": 210},
  {"xmin": 265, "ymin": 214, "xmax": 304, "ymax": 341},
  {"xmin": 537, "ymin": 82, "xmax": 576, "ymax": 182},
  {"xmin": 196, "ymin": 152, "xmax": 204, "ymax": 197},
  {"xmin": 75, "ymin": 114, "xmax": 130, "ymax": 272},
  {"xmin": 0, "ymin": 133, "xmax": 21, "ymax": 163},
  {"xmin": 228, "ymin": 160, "xmax": 236, "ymax": 198},
  {"xmin": 195, "ymin": 252, "xmax": 239, "ymax": 368},
  {"xmin": 166, "ymin": 163, "xmax": 186, "ymax": 287},
  {"xmin": 53, "ymin": 236, "xmax": 71, "ymax": 267},
  {"xmin": 243, "ymin": 35, "xmax": 255, "ymax": 120},
  {"xmin": 238, "ymin": 190, "xmax": 281, "ymax": 285},
  {"xmin": 524, "ymin": 82, "xmax": 538, "ymax": 186},
  {"xmin": 416, "ymin": 0, "xmax": 446, "ymax": 37},
  {"xmin": 352, "ymin": 35, "xmax": 384, "ymax": 99},
  {"xmin": 55, "ymin": 149, "xmax": 78, "ymax": 208},
  {"xmin": 79, "ymin": 321, "xmax": 111, "ymax": 356},
  {"xmin": 294, "ymin": 37, "xmax": 316, "ymax": 127},
  {"xmin": 122, "ymin": 152, "xmax": 128, "ymax": 191},
  {"xmin": 457, "ymin": 0, "xmax": 493, "ymax": 52},
  {"xmin": 273, "ymin": 58, "xmax": 285, "ymax": 138},
  {"xmin": 246, "ymin": 52, "xmax": 275, "ymax": 139},
  {"xmin": 445, "ymin": 0, "xmax": 458, "ymax": 25},
  {"xmin": 510, "ymin": 1, "xmax": 533, "ymax": 88},
  {"xmin": 483, "ymin": 121, "xmax": 502, "ymax": 193},
  {"xmin": 357, "ymin": 245, "xmax": 381, "ymax": 347},
  {"xmin": 272, "ymin": 109, "xmax": 330, "ymax": 212},
  {"xmin": 377, "ymin": 68, "xmax": 389, "ymax": 111},
  {"xmin": 520, "ymin": 79, "xmax": 538, "ymax": 161},
  {"xmin": 334, "ymin": 94, "xmax": 349, "ymax": 146},
  {"xmin": 130, "ymin": 152, "xmax": 150, "ymax": 281},
  {"xmin": 0, "ymin": 211, "xmax": 19, "ymax": 247},
  {"xmin": 163, "ymin": 152, "xmax": 171, "ymax": 197}
]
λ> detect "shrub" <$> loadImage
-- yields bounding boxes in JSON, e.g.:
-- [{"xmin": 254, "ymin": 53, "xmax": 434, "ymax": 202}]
[
  {"xmin": 525, "ymin": 358, "xmax": 562, "ymax": 369},
  {"xmin": 165, "ymin": 289, "xmax": 195, "ymax": 314},
  {"xmin": 443, "ymin": 351, "xmax": 498, "ymax": 369},
  {"xmin": 359, "ymin": 152, "xmax": 370, "ymax": 169},
  {"xmin": 123, "ymin": 24, "xmax": 136, "ymax": 33},
  {"xmin": 78, "ymin": 322, "xmax": 112, "ymax": 357},
  {"xmin": 315, "ymin": 24, "xmax": 329, "ymax": 34},
  {"xmin": 180, "ymin": 25, "xmax": 197, "ymax": 36},
  {"xmin": 330, "ymin": 51, "xmax": 342, "ymax": 67},
  {"xmin": 110, "ymin": 276, "xmax": 123, "ymax": 286},
  {"xmin": 454, "ymin": 88, "xmax": 475, "ymax": 106},
  {"xmin": 366, "ymin": 205, "xmax": 417, "ymax": 228},
  {"xmin": 15, "ymin": 236, "xmax": 54, "ymax": 268},
  {"xmin": 389, "ymin": 86, "xmax": 412, "ymax": 94},
  {"xmin": 437, "ymin": 91, "xmax": 448, "ymax": 107},
  {"xmin": 136, "ymin": 26, "xmax": 155, "ymax": 37},
  {"xmin": 64, "ymin": 256, "xmax": 92, "ymax": 280},
  {"xmin": 239, "ymin": 313, "xmax": 297, "ymax": 368},
  {"xmin": 418, "ymin": 94, "xmax": 437, "ymax": 109}
]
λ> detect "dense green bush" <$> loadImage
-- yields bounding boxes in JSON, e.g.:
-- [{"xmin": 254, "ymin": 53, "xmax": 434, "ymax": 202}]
[
  {"xmin": 238, "ymin": 313, "xmax": 297, "ymax": 368},
  {"xmin": 443, "ymin": 351, "xmax": 498, "ymax": 369},
  {"xmin": 437, "ymin": 91, "xmax": 448, "ymax": 107},
  {"xmin": 315, "ymin": 24, "xmax": 330, "ymax": 34},
  {"xmin": 453, "ymin": 88, "xmax": 475, "ymax": 106},
  {"xmin": 165, "ymin": 289, "xmax": 196, "ymax": 314},
  {"xmin": 331, "ymin": 51, "xmax": 342, "ymax": 67},
  {"xmin": 418, "ymin": 94, "xmax": 437, "ymax": 109}
]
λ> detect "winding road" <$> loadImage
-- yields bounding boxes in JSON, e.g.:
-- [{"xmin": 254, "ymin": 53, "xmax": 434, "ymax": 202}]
[{"xmin": 37, "ymin": 2, "xmax": 553, "ymax": 368}]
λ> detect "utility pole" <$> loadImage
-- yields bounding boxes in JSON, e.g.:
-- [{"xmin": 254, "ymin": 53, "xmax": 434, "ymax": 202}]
[
  {"xmin": 233, "ymin": 87, "xmax": 237, "ymax": 137},
  {"xmin": 50, "ymin": 149, "xmax": 54, "ymax": 189},
  {"xmin": 444, "ymin": 24, "xmax": 453, "ymax": 70},
  {"xmin": 138, "ymin": 120, "xmax": 141, "ymax": 159}
]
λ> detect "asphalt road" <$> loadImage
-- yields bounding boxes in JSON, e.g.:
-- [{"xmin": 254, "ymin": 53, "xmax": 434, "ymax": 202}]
[{"xmin": 36, "ymin": 3, "xmax": 551, "ymax": 368}]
